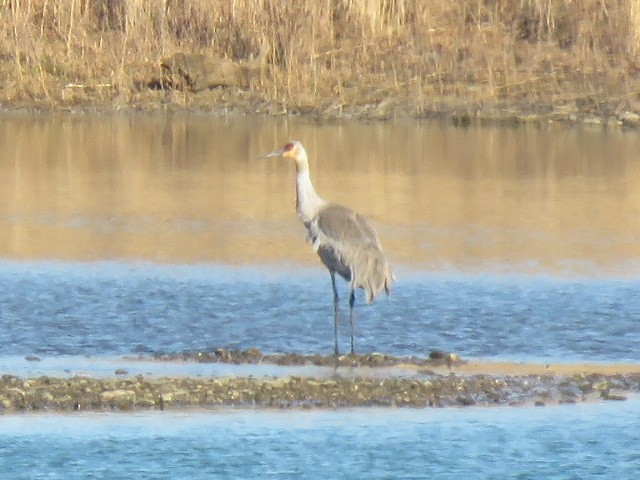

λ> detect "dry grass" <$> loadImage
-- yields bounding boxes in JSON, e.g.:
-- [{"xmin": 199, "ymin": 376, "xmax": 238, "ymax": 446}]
[{"xmin": 0, "ymin": 0, "xmax": 639, "ymax": 117}]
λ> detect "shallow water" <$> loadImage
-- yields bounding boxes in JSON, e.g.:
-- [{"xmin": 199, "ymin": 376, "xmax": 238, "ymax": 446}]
[
  {"xmin": 1, "ymin": 114, "xmax": 639, "ymax": 363},
  {"xmin": 1, "ymin": 400, "xmax": 639, "ymax": 479},
  {"xmin": 0, "ymin": 114, "xmax": 639, "ymax": 361},
  {"xmin": 1, "ymin": 113, "xmax": 639, "ymax": 479},
  {"xmin": 0, "ymin": 354, "xmax": 329, "ymax": 379},
  {"xmin": 1, "ymin": 260, "xmax": 639, "ymax": 362}
]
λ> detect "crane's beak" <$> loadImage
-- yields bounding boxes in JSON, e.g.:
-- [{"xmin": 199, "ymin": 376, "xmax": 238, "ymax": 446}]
[{"xmin": 260, "ymin": 148, "xmax": 284, "ymax": 159}]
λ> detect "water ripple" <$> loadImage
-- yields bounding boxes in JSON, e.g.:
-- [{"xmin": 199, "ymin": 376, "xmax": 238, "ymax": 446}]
[
  {"xmin": 0, "ymin": 261, "xmax": 639, "ymax": 361},
  {"xmin": 0, "ymin": 401, "xmax": 639, "ymax": 479}
]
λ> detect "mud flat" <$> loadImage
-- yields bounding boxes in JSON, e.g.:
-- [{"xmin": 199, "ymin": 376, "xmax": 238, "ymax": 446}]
[{"xmin": 1, "ymin": 351, "xmax": 638, "ymax": 413}]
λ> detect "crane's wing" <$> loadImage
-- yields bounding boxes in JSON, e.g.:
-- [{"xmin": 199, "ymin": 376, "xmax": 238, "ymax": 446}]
[
  {"xmin": 314, "ymin": 204, "xmax": 382, "ymax": 248},
  {"xmin": 312, "ymin": 203, "xmax": 393, "ymax": 302}
]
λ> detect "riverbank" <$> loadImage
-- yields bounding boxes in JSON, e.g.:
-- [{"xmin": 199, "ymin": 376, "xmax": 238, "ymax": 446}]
[
  {"xmin": 1, "ymin": 1, "xmax": 639, "ymax": 126},
  {"xmin": 2, "ymin": 352, "xmax": 638, "ymax": 412}
]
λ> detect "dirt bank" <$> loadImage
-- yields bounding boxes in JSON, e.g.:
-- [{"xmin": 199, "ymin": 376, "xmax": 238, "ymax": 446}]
[{"xmin": 1, "ymin": 67, "xmax": 638, "ymax": 127}]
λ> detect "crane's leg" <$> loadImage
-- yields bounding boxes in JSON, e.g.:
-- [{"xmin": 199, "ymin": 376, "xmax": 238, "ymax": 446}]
[
  {"xmin": 349, "ymin": 289, "xmax": 356, "ymax": 355},
  {"xmin": 330, "ymin": 271, "xmax": 340, "ymax": 357}
]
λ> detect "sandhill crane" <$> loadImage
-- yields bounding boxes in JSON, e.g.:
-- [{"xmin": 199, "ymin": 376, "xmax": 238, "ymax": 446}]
[{"xmin": 262, "ymin": 141, "xmax": 393, "ymax": 356}]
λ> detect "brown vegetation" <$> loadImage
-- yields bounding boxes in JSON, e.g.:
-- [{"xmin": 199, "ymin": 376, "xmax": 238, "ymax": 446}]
[{"xmin": 0, "ymin": 0, "xmax": 639, "ymax": 120}]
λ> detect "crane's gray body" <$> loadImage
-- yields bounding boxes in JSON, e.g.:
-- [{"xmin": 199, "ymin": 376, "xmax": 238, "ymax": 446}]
[
  {"xmin": 265, "ymin": 140, "xmax": 393, "ymax": 356},
  {"xmin": 308, "ymin": 203, "xmax": 392, "ymax": 303}
]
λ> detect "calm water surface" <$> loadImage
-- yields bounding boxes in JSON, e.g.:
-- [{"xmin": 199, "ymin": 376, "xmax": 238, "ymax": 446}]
[{"xmin": 1, "ymin": 112, "xmax": 639, "ymax": 273}]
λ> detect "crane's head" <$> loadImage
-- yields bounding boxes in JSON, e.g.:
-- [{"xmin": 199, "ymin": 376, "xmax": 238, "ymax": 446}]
[{"xmin": 261, "ymin": 141, "xmax": 307, "ymax": 163}]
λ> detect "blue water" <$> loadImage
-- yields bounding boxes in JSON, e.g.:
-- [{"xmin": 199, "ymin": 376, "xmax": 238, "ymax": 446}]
[
  {"xmin": 1, "ymin": 400, "xmax": 639, "ymax": 479},
  {"xmin": 1, "ymin": 260, "xmax": 639, "ymax": 362},
  {"xmin": 1, "ymin": 260, "xmax": 639, "ymax": 479}
]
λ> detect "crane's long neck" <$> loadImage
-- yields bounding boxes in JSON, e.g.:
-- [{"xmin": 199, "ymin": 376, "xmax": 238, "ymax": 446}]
[{"xmin": 295, "ymin": 160, "xmax": 325, "ymax": 225}]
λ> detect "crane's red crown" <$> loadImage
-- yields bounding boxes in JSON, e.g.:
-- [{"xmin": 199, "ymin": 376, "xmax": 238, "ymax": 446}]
[{"xmin": 281, "ymin": 141, "xmax": 300, "ymax": 160}]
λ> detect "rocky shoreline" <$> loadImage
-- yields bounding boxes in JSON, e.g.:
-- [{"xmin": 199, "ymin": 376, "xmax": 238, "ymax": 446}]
[
  {"xmin": 142, "ymin": 348, "xmax": 462, "ymax": 368},
  {"xmin": 1, "ymin": 350, "xmax": 638, "ymax": 413}
]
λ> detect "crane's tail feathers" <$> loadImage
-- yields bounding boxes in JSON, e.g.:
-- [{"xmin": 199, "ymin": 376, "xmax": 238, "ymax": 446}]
[{"xmin": 351, "ymin": 245, "xmax": 394, "ymax": 304}]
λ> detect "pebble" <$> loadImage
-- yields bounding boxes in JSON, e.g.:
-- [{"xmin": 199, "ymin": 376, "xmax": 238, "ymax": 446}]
[
  {"xmin": 0, "ymin": 350, "xmax": 638, "ymax": 412},
  {"xmin": 619, "ymin": 111, "xmax": 640, "ymax": 126}
]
